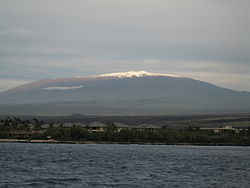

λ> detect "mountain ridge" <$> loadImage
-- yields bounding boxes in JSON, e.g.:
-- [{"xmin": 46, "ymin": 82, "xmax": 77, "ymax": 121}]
[
  {"xmin": 0, "ymin": 71, "xmax": 250, "ymax": 115},
  {"xmin": 3, "ymin": 71, "xmax": 181, "ymax": 93}
]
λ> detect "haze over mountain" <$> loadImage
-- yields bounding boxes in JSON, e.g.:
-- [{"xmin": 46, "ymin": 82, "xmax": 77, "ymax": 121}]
[{"xmin": 0, "ymin": 71, "xmax": 250, "ymax": 116}]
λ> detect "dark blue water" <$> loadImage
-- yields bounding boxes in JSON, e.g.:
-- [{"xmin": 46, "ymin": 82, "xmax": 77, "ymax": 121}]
[{"xmin": 0, "ymin": 143, "xmax": 250, "ymax": 188}]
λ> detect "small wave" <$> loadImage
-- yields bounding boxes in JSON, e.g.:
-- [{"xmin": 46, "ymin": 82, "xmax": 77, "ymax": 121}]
[{"xmin": 25, "ymin": 177, "xmax": 82, "ymax": 185}]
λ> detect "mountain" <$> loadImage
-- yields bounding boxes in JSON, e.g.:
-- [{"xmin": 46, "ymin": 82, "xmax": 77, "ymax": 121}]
[{"xmin": 0, "ymin": 71, "xmax": 250, "ymax": 115}]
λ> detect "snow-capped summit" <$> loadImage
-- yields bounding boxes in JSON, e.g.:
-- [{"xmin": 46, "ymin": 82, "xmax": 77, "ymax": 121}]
[{"xmin": 98, "ymin": 71, "xmax": 180, "ymax": 78}]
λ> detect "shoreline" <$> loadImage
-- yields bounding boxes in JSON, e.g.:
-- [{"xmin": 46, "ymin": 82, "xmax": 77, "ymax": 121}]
[{"xmin": 0, "ymin": 139, "xmax": 249, "ymax": 146}]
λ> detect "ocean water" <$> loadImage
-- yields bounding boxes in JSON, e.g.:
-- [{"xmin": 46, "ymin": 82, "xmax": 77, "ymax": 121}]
[{"xmin": 0, "ymin": 143, "xmax": 250, "ymax": 188}]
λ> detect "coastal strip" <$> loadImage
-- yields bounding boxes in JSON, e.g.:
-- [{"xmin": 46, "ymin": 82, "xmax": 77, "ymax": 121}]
[{"xmin": 1, "ymin": 139, "xmax": 250, "ymax": 146}]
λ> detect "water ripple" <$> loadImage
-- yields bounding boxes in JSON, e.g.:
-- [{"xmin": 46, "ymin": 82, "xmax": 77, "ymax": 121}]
[{"xmin": 0, "ymin": 143, "xmax": 250, "ymax": 187}]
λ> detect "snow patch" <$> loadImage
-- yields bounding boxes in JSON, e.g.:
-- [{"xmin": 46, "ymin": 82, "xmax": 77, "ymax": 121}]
[
  {"xmin": 43, "ymin": 85, "xmax": 83, "ymax": 90},
  {"xmin": 98, "ymin": 71, "xmax": 180, "ymax": 78}
]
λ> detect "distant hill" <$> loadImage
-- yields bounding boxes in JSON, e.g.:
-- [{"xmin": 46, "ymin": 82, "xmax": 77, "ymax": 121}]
[{"xmin": 0, "ymin": 71, "xmax": 250, "ymax": 115}]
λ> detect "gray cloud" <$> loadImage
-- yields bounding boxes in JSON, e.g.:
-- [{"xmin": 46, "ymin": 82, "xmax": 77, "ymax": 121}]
[{"xmin": 0, "ymin": 0, "xmax": 249, "ymax": 91}]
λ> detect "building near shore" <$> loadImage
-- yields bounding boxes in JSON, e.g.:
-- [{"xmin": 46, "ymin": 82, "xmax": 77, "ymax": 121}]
[{"xmin": 200, "ymin": 125, "xmax": 248, "ymax": 133}]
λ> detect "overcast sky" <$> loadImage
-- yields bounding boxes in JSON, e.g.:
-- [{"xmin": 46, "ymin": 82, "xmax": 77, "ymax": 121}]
[{"xmin": 0, "ymin": 0, "xmax": 249, "ymax": 91}]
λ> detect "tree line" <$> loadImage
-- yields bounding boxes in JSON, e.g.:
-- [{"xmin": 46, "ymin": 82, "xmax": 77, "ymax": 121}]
[{"xmin": 1, "ymin": 117, "xmax": 250, "ymax": 145}]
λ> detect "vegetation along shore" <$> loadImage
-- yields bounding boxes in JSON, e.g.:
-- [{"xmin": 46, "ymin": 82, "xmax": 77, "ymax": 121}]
[{"xmin": 1, "ymin": 115, "xmax": 250, "ymax": 145}]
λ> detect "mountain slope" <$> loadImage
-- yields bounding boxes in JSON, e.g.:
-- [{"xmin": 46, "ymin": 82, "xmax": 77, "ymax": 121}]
[{"xmin": 0, "ymin": 71, "xmax": 250, "ymax": 115}]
